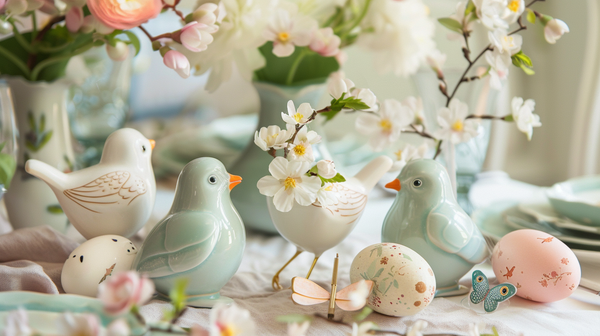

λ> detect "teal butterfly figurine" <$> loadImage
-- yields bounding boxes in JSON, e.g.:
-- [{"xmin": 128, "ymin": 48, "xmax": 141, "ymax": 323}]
[{"xmin": 470, "ymin": 270, "xmax": 517, "ymax": 313}]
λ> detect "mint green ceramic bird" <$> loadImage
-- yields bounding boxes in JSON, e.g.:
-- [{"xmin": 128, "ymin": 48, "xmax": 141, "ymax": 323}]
[
  {"xmin": 132, "ymin": 158, "xmax": 244, "ymax": 307},
  {"xmin": 382, "ymin": 159, "xmax": 489, "ymax": 297}
]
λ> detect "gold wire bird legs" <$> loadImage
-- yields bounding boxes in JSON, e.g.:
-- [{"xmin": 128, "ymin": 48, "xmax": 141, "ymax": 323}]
[
  {"xmin": 305, "ymin": 254, "xmax": 321, "ymax": 279},
  {"xmin": 272, "ymin": 248, "xmax": 304, "ymax": 290}
]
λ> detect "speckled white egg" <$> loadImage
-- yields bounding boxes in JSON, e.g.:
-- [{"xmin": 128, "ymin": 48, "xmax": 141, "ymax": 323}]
[
  {"xmin": 61, "ymin": 235, "xmax": 138, "ymax": 297},
  {"xmin": 350, "ymin": 243, "xmax": 436, "ymax": 316}
]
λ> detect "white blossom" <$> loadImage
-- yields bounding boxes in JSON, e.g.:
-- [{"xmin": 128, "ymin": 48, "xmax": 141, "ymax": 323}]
[
  {"xmin": 350, "ymin": 321, "xmax": 376, "ymax": 336},
  {"xmin": 316, "ymin": 184, "xmax": 339, "ymax": 207},
  {"xmin": 254, "ymin": 124, "xmax": 294, "ymax": 151},
  {"xmin": 264, "ymin": 7, "xmax": 317, "ymax": 57},
  {"xmin": 488, "ymin": 28, "xmax": 522, "ymax": 55},
  {"xmin": 282, "ymin": 100, "xmax": 314, "ymax": 126},
  {"xmin": 473, "ymin": 0, "xmax": 509, "ymax": 30},
  {"xmin": 316, "ymin": 160, "xmax": 337, "ymax": 179},
  {"xmin": 257, "ymin": 157, "xmax": 321, "ymax": 212},
  {"xmin": 435, "ymin": 99, "xmax": 480, "ymax": 144},
  {"xmin": 544, "ymin": 18, "xmax": 569, "ymax": 44},
  {"xmin": 348, "ymin": 280, "xmax": 371, "ymax": 309},
  {"xmin": 288, "ymin": 127, "xmax": 321, "ymax": 162},
  {"xmin": 485, "ymin": 49, "xmax": 510, "ymax": 90},
  {"xmin": 390, "ymin": 143, "xmax": 429, "ymax": 172},
  {"xmin": 356, "ymin": 99, "xmax": 413, "ymax": 152},
  {"xmin": 504, "ymin": 0, "xmax": 525, "ymax": 24},
  {"xmin": 209, "ymin": 303, "xmax": 256, "ymax": 336},
  {"xmin": 511, "ymin": 97, "xmax": 541, "ymax": 140},
  {"xmin": 287, "ymin": 321, "xmax": 310, "ymax": 336}
]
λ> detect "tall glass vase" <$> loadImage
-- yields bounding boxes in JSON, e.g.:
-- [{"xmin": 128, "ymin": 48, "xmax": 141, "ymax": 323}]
[
  {"xmin": 229, "ymin": 81, "xmax": 331, "ymax": 234},
  {"xmin": 4, "ymin": 77, "xmax": 76, "ymax": 233},
  {"xmin": 413, "ymin": 69, "xmax": 499, "ymax": 214}
]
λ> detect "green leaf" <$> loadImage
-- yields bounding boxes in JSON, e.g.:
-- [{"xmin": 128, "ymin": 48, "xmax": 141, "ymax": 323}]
[
  {"xmin": 0, "ymin": 153, "xmax": 16, "ymax": 189},
  {"xmin": 438, "ymin": 18, "xmax": 463, "ymax": 34},
  {"xmin": 342, "ymin": 97, "xmax": 370, "ymax": 111},
  {"xmin": 503, "ymin": 114, "xmax": 514, "ymax": 122},
  {"xmin": 464, "ymin": 0, "xmax": 476, "ymax": 16},
  {"xmin": 519, "ymin": 63, "xmax": 535, "ymax": 75},
  {"xmin": 123, "ymin": 31, "xmax": 141, "ymax": 56},
  {"xmin": 27, "ymin": 112, "xmax": 35, "ymax": 133},
  {"xmin": 393, "ymin": 279, "xmax": 399, "ymax": 289},
  {"xmin": 276, "ymin": 314, "xmax": 313, "ymax": 323},
  {"xmin": 254, "ymin": 43, "xmax": 339, "ymax": 86},
  {"xmin": 318, "ymin": 173, "xmax": 346, "ymax": 185},
  {"xmin": 353, "ymin": 307, "xmax": 373, "ymax": 322},
  {"xmin": 526, "ymin": 8, "xmax": 536, "ymax": 24},
  {"xmin": 513, "ymin": 51, "xmax": 532, "ymax": 67},
  {"xmin": 403, "ymin": 254, "xmax": 413, "ymax": 261},
  {"xmin": 373, "ymin": 268, "xmax": 384, "ymax": 278},
  {"xmin": 40, "ymin": 113, "xmax": 46, "ymax": 132},
  {"xmin": 46, "ymin": 205, "xmax": 64, "ymax": 214},
  {"xmin": 169, "ymin": 278, "xmax": 189, "ymax": 313}
]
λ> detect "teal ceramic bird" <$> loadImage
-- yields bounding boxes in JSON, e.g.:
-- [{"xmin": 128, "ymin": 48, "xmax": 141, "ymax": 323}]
[
  {"xmin": 381, "ymin": 159, "xmax": 489, "ymax": 297},
  {"xmin": 132, "ymin": 157, "xmax": 244, "ymax": 307}
]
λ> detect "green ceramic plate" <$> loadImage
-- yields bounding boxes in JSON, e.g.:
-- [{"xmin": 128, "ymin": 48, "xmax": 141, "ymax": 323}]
[{"xmin": 547, "ymin": 175, "xmax": 600, "ymax": 227}]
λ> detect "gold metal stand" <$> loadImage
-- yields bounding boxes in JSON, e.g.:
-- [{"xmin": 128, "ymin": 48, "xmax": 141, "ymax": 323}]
[{"xmin": 305, "ymin": 255, "xmax": 320, "ymax": 279}]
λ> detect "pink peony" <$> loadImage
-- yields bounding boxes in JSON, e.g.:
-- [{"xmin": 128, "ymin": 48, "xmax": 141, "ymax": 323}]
[
  {"xmin": 87, "ymin": 0, "xmax": 163, "ymax": 30},
  {"xmin": 98, "ymin": 271, "xmax": 155, "ymax": 315}
]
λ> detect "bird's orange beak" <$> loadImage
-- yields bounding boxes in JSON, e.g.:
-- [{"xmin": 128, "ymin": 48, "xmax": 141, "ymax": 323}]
[
  {"xmin": 385, "ymin": 178, "xmax": 401, "ymax": 191},
  {"xmin": 149, "ymin": 139, "xmax": 156, "ymax": 150},
  {"xmin": 229, "ymin": 173, "xmax": 242, "ymax": 190}
]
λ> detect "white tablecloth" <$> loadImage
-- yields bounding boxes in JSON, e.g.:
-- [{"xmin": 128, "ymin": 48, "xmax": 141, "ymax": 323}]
[{"xmin": 134, "ymin": 172, "xmax": 600, "ymax": 336}]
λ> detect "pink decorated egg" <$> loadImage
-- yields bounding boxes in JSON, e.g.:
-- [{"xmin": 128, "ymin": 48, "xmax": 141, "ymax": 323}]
[{"xmin": 491, "ymin": 229, "xmax": 581, "ymax": 303}]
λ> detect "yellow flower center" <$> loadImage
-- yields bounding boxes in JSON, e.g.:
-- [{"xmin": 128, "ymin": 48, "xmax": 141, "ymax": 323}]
[
  {"xmin": 324, "ymin": 185, "xmax": 333, "ymax": 191},
  {"xmin": 502, "ymin": 35, "xmax": 515, "ymax": 47},
  {"xmin": 284, "ymin": 177, "xmax": 297, "ymax": 190},
  {"xmin": 220, "ymin": 325, "xmax": 235, "ymax": 336},
  {"xmin": 270, "ymin": 133, "xmax": 279, "ymax": 139},
  {"xmin": 394, "ymin": 150, "xmax": 403, "ymax": 161},
  {"xmin": 293, "ymin": 113, "xmax": 304, "ymax": 122},
  {"xmin": 452, "ymin": 120, "xmax": 464, "ymax": 132},
  {"xmin": 278, "ymin": 32, "xmax": 290, "ymax": 43},
  {"xmin": 293, "ymin": 144, "xmax": 306, "ymax": 156},
  {"xmin": 379, "ymin": 119, "xmax": 392, "ymax": 132},
  {"xmin": 507, "ymin": 0, "xmax": 520, "ymax": 12}
]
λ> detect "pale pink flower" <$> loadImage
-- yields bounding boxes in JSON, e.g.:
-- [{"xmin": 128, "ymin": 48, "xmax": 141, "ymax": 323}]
[
  {"xmin": 264, "ymin": 8, "xmax": 317, "ymax": 57},
  {"xmin": 56, "ymin": 312, "xmax": 101, "ymax": 336},
  {"xmin": 544, "ymin": 18, "xmax": 569, "ymax": 44},
  {"xmin": 209, "ymin": 303, "xmax": 256, "ymax": 336},
  {"xmin": 106, "ymin": 318, "xmax": 130, "ymax": 336},
  {"xmin": 335, "ymin": 50, "xmax": 348, "ymax": 65},
  {"xmin": 87, "ymin": 0, "xmax": 162, "ymax": 30},
  {"xmin": 163, "ymin": 50, "xmax": 191, "ymax": 79},
  {"xmin": 178, "ymin": 21, "xmax": 214, "ymax": 52},
  {"xmin": 66, "ymin": 6, "xmax": 84, "ymax": 33},
  {"xmin": 309, "ymin": 27, "xmax": 340, "ymax": 57},
  {"xmin": 0, "ymin": 0, "xmax": 6, "ymax": 11},
  {"xmin": 97, "ymin": 271, "xmax": 155, "ymax": 315},
  {"xmin": 192, "ymin": 2, "xmax": 225, "ymax": 28},
  {"xmin": 81, "ymin": 15, "xmax": 115, "ymax": 35}
]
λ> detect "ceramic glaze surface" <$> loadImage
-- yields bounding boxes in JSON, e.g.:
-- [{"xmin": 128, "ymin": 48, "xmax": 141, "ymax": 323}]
[
  {"xmin": 268, "ymin": 156, "xmax": 392, "ymax": 256},
  {"xmin": 491, "ymin": 229, "xmax": 581, "ymax": 303},
  {"xmin": 61, "ymin": 235, "xmax": 137, "ymax": 297},
  {"xmin": 350, "ymin": 243, "xmax": 436, "ymax": 316},
  {"xmin": 381, "ymin": 159, "xmax": 489, "ymax": 292},
  {"xmin": 133, "ymin": 158, "xmax": 245, "ymax": 307},
  {"xmin": 546, "ymin": 176, "xmax": 600, "ymax": 226},
  {"xmin": 4, "ymin": 77, "xmax": 76, "ymax": 233},
  {"xmin": 25, "ymin": 128, "xmax": 156, "ymax": 239},
  {"xmin": 230, "ymin": 81, "xmax": 331, "ymax": 234}
]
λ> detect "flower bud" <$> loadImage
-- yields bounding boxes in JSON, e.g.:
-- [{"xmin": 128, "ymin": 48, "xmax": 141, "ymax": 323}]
[
  {"xmin": 163, "ymin": 50, "xmax": 190, "ymax": 79},
  {"xmin": 192, "ymin": 2, "xmax": 225, "ymax": 26},
  {"xmin": 0, "ymin": 20, "xmax": 11, "ymax": 35},
  {"xmin": 543, "ymin": 17, "xmax": 569, "ymax": 44},
  {"xmin": 178, "ymin": 21, "xmax": 214, "ymax": 52},
  {"xmin": 5, "ymin": 0, "xmax": 27, "ymax": 16},
  {"xmin": 317, "ymin": 160, "xmax": 337, "ymax": 179},
  {"xmin": 106, "ymin": 41, "xmax": 129, "ymax": 61},
  {"xmin": 65, "ymin": 6, "xmax": 84, "ymax": 33}
]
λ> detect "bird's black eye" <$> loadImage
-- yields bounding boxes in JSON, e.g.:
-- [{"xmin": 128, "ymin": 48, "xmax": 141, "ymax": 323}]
[
  {"xmin": 208, "ymin": 175, "xmax": 217, "ymax": 184},
  {"xmin": 142, "ymin": 145, "xmax": 146, "ymax": 152},
  {"xmin": 413, "ymin": 179, "xmax": 422, "ymax": 187}
]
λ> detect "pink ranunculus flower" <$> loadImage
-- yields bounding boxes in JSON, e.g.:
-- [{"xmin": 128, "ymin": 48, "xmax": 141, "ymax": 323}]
[
  {"xmin": 309, "ymin": 27, "xmax": 340, "ymax": 57},
  {"xmin": 66, "ymin": 6, "xmax": 84, "ymax": 33},
  {"xmin": 87, "ymin": 0, "xmax": 163, "ymax": 30},
  {"xmin": 163, "ymin": 50, "xmax": 191, "ymax": 78},
  {"xmin": 0, "ymin": 0, "xmax": 5, "ymax": 12},
  {"xmin": 97, "ymin": 271, "xmax": 155, "ymax": 315},
  {"xmin": 178, "ymin": 21, "xmax": 214, "ymax": 52}
]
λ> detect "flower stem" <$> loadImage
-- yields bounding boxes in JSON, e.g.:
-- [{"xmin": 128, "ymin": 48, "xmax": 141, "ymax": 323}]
[
  {"xmin": 445, "ymin": 45, "xmax": 492, "ymax": 107},
  {"xmin": 139, "ymin": 25, "xmax": 173, "ymax": 42},
  {"xmin": 8, "ymin": 20, "xmax": 35, "ymax": 54},
  {"xmin": 433, "ymin": 140, "xmax": 443, "ymax": 160},
  {"xmin": 31, "ymin": 11, "xmax": 38, "ymax": 41},
  {"xmin": 30, "ymin": 42, "xmax": 95, "ymax": 81},
  {"xmin": 340, "ymin": 0, "xmax": 372, "ymax": 41},
  {"xmin": 286, "ymin": 48, "xmax": 309, "ymax": 86},
  {"xmin": 0, "ymin": 45, "xmax": 31, "ymax": 78}
]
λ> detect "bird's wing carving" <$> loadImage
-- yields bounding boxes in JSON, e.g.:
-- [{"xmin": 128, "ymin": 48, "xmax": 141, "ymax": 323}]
[
  {"xmin": 426, "ymin": 203, "xmax": 489, "ymax": 264},
  {"xmin": 313, "ymin": 184, "xmax": 367, "ymax": 224},
  {"xmin": 134, "ymin": 211, "xmax": 219, "ymax": 278},
  {"xmin": 63, "ymin": 171, "xmax": 147, "ymax": 213}
]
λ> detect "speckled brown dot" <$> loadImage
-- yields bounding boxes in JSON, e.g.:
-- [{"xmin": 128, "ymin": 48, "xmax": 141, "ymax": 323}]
[
  {"xmin": 414, "ymin": 301, "xmax": 421, "ymax": 307},
  {"xmin": 415, "ymin": 281, "xmax": 427, "ymax": 293},
  {"xmin": 428, "ymin": 268, "xmax": 433, "ymax": 276}
]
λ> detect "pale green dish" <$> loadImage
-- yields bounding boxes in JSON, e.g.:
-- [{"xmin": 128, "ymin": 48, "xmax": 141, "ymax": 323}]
[
  {"xmin": 0, "ymin": 291, "xmax": 147, "ymax": 335},
  {"xmin": 547, "ymin": 175, "xmax": 600, "ymax": 227}
]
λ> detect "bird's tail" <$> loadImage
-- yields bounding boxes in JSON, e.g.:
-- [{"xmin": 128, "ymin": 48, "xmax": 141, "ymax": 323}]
[
  {"xmin": 353, "ymin": 156, "xmax": 393, "ymax": 193},
  {"xmin": 25, "ymin": 159, "xmax": 67, "ymax": 191}
]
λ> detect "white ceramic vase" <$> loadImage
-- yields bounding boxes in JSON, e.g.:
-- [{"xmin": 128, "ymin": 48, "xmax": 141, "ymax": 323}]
[{"xmin": 4, "ymin": 77, "xmax": 76, "ymax": 233}]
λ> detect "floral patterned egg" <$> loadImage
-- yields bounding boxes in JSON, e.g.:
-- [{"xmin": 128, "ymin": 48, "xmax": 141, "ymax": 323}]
[
  {"xmin": 491, "ymin": 229, "xmax": 581, "ymax": 303},
  {"xmin": 350, "ymin": 243, "xmax": 436, "ymax": 316}
]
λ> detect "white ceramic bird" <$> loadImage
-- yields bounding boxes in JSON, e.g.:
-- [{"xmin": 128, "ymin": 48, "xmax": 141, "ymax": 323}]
[
  {"xmin": 269, "ymin": 155, "xmax": 393, "ymax": 290},
  {"xmin": 25, "ymin": 128, "xmax": 156, "ymax": 239}
]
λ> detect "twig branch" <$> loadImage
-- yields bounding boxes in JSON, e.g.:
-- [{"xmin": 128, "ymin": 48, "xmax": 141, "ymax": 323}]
[
  {"xmin": 526, "ymin": 0, "xmax": 544, "ymax": 7},
  {"xmin": 433, "ymin": 140, "xmax": 443, "ymax": 160},
  {"xmin": 508, "ymin": 16, "xmax": 527, "ymax": 36},
  {"xmin": 164, "ymin": 5, "xmax": 187, "ymax": 21},
  {"xmin": 139, "ymin": 25, "xmax": 173, "ymax": 42},
  {"xmin": 445, "ymin": 46, "xmax": 492, "ymax": 107}
]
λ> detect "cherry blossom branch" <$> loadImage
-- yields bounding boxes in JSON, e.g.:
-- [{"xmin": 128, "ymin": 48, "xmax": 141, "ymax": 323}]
[
  {"xmin": 164, "ymin": 5, "xmax": 187, "ymax": 21},
  {"xmin": 139, "ymin": 25, "xmax": 174, "ymax": 42},
  {"xmin": 526, "ymin": 0, "xmax": 544, "ymax": 7},
  {"xmin": 406, "ymin": 124, "xmax": 437, "ymax": 141},
  {"xmin": 445, "ymin": 45, "xmax": 492, "ymax": 107},
  {"xmin": 465, "ymin": 114, "xmax": 512, "ymax": 120},
  {"xmin": 508, "ymin": 16, "xmax": 527, "ymax": 36},
  {"xmin": 283, "ymin": 106, "xmax": 331, "ymax": 158},
  {"xmin": 433, "ymin": 140, "xmax": 443, "ymax": 160}
]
